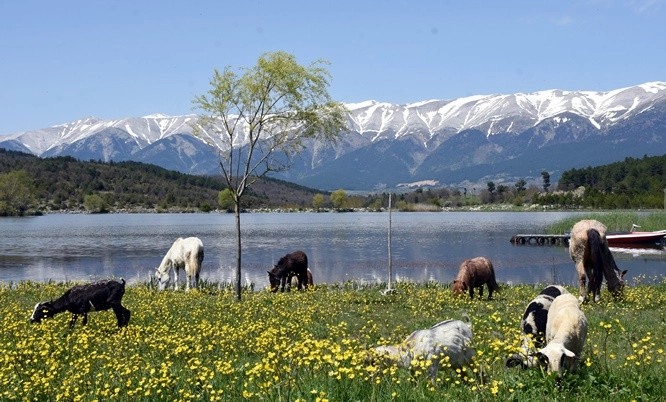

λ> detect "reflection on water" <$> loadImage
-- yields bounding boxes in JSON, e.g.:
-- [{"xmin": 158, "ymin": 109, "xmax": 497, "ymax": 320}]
[{"xmin": 1, "ymin": 212, "xmax": 664, "ymax": 289}]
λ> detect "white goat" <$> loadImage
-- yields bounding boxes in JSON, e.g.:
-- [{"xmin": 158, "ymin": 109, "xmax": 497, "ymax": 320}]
[
  {"xmin": 155, "ymin": 237, "xmax": 204, "ymax": 291},
  {"xmin": 373, "ymin": 317, "xmax": 474, "ymax": 381},
  {"xmin": 536, "ymin": 293, "xmax": 588, "ymax": 375}
]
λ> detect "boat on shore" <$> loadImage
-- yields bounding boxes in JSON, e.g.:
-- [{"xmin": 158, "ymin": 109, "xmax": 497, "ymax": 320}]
[
  {"xmin": 511, "ymin": 224, "xmax": 666, "ymax": 247},
  {"xmin": 606, "ymin": 230, "xmax": 666, "ymax": 246}
]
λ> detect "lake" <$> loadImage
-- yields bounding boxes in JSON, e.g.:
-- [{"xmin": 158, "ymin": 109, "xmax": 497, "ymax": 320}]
[{"xmin": 1, "ymin": 212, "xmax": 665, "ymax": 289}]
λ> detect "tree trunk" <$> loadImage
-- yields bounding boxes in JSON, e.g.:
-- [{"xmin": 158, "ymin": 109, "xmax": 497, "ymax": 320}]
[{"xmin": 234, "ymin": 201, "xmax": 242, "ymax": 301}]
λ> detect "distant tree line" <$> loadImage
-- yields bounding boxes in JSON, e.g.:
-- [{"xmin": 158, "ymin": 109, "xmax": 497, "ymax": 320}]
[
  {"xmin": 2, "ymin": 148, "xmax": 664, "ymax": 216},
  {"xmin": 317, "ymin": 155, "xmax": 666, "ymax": 211},
  {"xmin": 546, "ymin": 154, "xmax": 666, "ymax": 209}
]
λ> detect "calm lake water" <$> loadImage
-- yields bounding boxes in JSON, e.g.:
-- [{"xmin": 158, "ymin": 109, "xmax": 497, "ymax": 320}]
[{"xmin": 1, "ymin": 212, "xmax": 665, "ymax": 289}]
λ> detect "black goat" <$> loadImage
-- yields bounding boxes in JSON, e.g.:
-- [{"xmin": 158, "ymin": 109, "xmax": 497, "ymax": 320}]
[{"xmin": 31, "ymin": 279, "xmax": 131, "ymax": 328}]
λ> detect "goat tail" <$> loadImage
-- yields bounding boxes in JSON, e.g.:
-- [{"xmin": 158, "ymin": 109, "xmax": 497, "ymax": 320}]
[
  {"xmin": 488, "ymin": 268, "xmax": 500, "ymax": 292},
  {"xmin": 586, "ymin": 229, "xmax": 605, "ymax": 286},
  {"xmin": 489, "ymin": 275, "xmax": 500, "ymax": 292},
  {"xmin": 119, "ymin": 277, "xmax": 126, "ymax": 286}
]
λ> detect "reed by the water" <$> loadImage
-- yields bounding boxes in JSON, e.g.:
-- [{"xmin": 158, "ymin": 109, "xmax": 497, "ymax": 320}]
[{"xmin": 546, "ymin": 211, "xmax": 666, "ymax": 234}]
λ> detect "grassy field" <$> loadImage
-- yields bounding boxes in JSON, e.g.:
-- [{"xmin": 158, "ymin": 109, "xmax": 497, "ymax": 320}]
[{"xmin": 2, "ymin": 279, "xmax": 665, "ymax": 401}]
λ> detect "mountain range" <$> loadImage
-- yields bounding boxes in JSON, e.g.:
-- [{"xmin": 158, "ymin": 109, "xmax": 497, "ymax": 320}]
[{"xmin": 2, "ymin": 81, "xmax": 665, "ymax": 191}]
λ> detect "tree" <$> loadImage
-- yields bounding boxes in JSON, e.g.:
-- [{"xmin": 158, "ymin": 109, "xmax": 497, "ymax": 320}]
[
  {"xmin": 330, "ymin": 189, "xmax": 348, "ymax": 210},
  {"xmin": 541, "ymin": 171, "xmax": 551, "ymax": 193},
  {"xmin": 496, "ymin": 184, "xmax": 508, "ymax": 202},
  {"xmin": 218, "ymin": 188, "xmax": 234, "ymax": 211},
  {"xmin": 514, "ymin": 178, "xmax": 527, "ymax": 194},
  {"xmin": 192, "ymin": 51, "xmax": 347, "ymax": 300},
  {"xmin": 312, "ymin": 193, "xmax": 324, "ymax": 212},
  {"xmin": 486, "ymin": 181, "xmax": 496, "ymax": 203},
  {"xmin": 83, "ymin": 194, "xmax": 108, "ymax": 213},
  {"xmin": 369, "ymin": 198, "xmax": 383, "ymax": 211},
  {"xmin": 0, "ymin": 170, "xmax": 36, "ymax": 216}
]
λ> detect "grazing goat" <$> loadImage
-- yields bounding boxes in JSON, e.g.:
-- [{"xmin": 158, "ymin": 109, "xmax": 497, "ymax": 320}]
[
  {"xmin": 506, "ymin": 285, "xmax": 570, "ymax": 368},
  {"xmin": 372, "ymin": 317, "xmax": 474, "ymax": 382},
  {"xmin": 452, "ymin": 256, "xmax": 500, "ymax": 300},
  {"xmin": 156, "ymin": 237, "xmax": 204, "ymax": 291},
  {"xmin": 569, "ymin": 219, "xmax": 627, "ymax": 302},
  {"xmin": 536, "ymin": 293, "xmax": 588, "ymax": 375},
  {"xmin": 268, "ymin": 250, "xmax": 309, "ymax": 292},
  {"xmin": 31, "ymin": 279, "xmax": 130, "ymax": 328}
]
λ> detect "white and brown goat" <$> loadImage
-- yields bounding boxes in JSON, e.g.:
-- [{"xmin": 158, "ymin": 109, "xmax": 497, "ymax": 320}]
[
  {"xmin": 506, "ymin": 285, "xmax": 570, "ymax": 368},
  {"xmin": 569, "ymin": 219, "xmax": 627, "ymax": 303}
]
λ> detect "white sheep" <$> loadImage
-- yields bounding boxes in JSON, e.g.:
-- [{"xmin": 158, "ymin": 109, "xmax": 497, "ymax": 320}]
[
  {"xmin": 373, "ymin": 317, "xmax": 474, "ymax": 381},
  {"xmin": 536, "ymin": 293, "xmax": 588, "ymax": 375}
]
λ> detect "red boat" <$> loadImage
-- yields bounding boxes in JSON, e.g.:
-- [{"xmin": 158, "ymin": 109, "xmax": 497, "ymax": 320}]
[{"xmin": 606, "ymin": 230, "xmax": 666, "ymax": 246}]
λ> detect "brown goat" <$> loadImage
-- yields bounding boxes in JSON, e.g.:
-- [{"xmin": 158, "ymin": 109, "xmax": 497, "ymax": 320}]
[{"xmin": 452, "ymin": 257, "xmax": 499, "ymax": 300}]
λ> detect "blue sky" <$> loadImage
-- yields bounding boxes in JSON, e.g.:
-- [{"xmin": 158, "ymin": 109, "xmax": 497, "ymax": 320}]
[{"xmin": 1, "ymin": 0, "xmax": 664, "ymax": 134}]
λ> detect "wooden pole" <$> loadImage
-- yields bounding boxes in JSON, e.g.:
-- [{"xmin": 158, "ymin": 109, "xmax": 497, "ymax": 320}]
[{"xmin": 387, "ymin": 193, "xmax": 393, "ymax": 291}]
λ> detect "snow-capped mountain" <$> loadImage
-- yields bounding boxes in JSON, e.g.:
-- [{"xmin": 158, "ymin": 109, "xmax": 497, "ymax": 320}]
[{"xmin": 2, "ymin": 82, "xmax": 665, "ymax": 191}]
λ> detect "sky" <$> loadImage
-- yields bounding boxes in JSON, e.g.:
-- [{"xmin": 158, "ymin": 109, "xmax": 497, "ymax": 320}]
[{"xmin": 1, "ymin": 0, "xmax": 665, "ymax": 135}]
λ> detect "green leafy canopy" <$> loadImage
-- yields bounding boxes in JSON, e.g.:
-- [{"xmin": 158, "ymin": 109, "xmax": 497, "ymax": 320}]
[{"xmin": 192, "ymin": 51, "xmax": 347, "ymax": 193}]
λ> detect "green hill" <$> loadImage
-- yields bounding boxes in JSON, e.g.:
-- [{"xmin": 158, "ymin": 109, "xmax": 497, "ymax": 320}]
[{"xmin": 0, "ymin": 148, "xmax": 326, "ymax": 214}]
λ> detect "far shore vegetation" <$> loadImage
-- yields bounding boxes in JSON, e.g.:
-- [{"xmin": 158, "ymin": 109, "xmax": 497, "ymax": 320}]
[{"xmin": 1, "ymin": 148, "xmax": 665, "ymax": 216}]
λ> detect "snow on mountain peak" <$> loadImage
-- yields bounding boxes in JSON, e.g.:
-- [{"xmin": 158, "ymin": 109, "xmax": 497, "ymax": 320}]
[
  {"xmin": 143, "ymin": 113, "xmax": 171, "ymax": 119},
  {"xmin": 345, "ymin": 100, "xmax": 379, "ymax": 110},
  {"xmin": 638, "ymin": 81, "xmax": 666, "ymax": 94},
  {"xmin": 2, "ymin": 81, "xmax": 665, "ymax": 156}
]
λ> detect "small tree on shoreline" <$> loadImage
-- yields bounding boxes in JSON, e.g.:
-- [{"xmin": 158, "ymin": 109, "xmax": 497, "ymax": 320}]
[
  {"xmin": 192, "ymin": 51, "xmax": 347, "ymax": 300},
  {"xmin": 0, "ymin": 170, "xmax": 36, "ymax": 216}
]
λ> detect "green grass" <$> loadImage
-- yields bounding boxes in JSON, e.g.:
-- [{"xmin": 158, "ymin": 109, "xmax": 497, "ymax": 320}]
[
  {"xmin": 546, "ymin": 211, "xmax": 666, "ymax": 234},
  {"xmin": 2, "ymin": 279, "xmax": 665, "ymax": 401}
]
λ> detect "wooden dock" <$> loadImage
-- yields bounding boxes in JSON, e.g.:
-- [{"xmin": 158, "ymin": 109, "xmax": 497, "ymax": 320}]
[{"xmin": 510, "ymin": 234, "xmax": 570, "ymax": 246}]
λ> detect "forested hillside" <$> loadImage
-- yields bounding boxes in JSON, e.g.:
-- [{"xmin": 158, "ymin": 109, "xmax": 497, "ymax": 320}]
[
  {"xmin": 553, "ymin": 154, "xmax": 666, "ymax": 209},
  {"xmin": 0, "ymin": 149, "xmax": 323, "ymax": 214}
]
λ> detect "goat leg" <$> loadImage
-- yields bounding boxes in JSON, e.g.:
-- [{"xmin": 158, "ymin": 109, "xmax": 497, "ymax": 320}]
[
  {"xmin": 123, "ymin": 308, "xmax": 131, "ymax": 327},
  {"xmin": 113, "ymin": 304, "xmax": 131, "ymax": 327}
]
